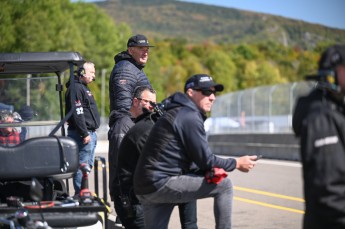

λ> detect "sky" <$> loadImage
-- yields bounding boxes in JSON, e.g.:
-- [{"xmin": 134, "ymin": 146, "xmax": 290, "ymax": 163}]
[{"xmin": 180, "ymin": 0, "xmax": 345, "ymax": 30}]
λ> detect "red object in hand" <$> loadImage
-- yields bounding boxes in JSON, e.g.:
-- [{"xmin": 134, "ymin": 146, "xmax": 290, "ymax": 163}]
[{"xmin": 205, "ymin": 167, "xmax": 228, "ymax": 184}]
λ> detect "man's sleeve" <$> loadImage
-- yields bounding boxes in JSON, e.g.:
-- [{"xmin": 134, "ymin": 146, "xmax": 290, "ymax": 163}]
[
  {"xmin": 176, "ymin": 110, "xmax": 236, "ymax": 172},
  {"xmin": 111, "ymin": 69, "xmax": 137, "ymax": 112},
  {"xmin": 292, "ymin": 97, "xmax": 308, "ymax": 137}
]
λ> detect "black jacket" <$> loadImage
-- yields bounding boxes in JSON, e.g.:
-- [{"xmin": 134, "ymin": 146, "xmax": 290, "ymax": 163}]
[
  {"xmin": 133, "ymin": 92, "xmax": 237, "ymax": 195},
  {"xmin": 65, "ymin": 78, "xmax": 100, "ymax": 137},
  {"xmin": 108, "ymin": 114, "xmax": 134, "ymax": 198},
  {"xmin": 114, "ymin": 111, "xmax": 159, "ymax": 201},
  {"xmin": 292, "ymin": 89, "xmax": 324, "ymax": 137},
  {"xmin": 108, "ymin": 51, "xmax": 151, "ymax": 126},
  {"xmin": 293, "ymin": 88, "xmax": 345, "ymax": 228}
]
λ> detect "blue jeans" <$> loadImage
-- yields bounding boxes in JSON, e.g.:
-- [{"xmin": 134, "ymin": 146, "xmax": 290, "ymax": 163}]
[
  {"xmin": 177, "ymin": 201, "xmax": 198, "ymax": 229},
  {"xmin": 67, "ymin": 129, "xmax": 97, "ymax": 195},
  {"xmin": 137, "ymin": 174, "xmax": 233, "ymax": 229}
]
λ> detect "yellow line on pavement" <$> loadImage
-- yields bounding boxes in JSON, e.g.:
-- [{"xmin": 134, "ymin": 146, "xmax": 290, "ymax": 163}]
[
  {"xmin": 234, "ymin": 186, "xmax": 305, "ymax": 202},
  {"xmin": 234, "ymin": 196, "xmax": 305, "ymax": 214}
]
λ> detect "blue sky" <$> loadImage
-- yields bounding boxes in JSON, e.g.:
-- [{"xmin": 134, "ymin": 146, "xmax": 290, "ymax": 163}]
[{"xmin": 180, "ymin": 0, "xmax": 345, "ymax": 30}]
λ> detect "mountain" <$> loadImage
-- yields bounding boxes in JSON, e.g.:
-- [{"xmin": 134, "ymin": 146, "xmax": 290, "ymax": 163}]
[{"xmin": 95, "ymin": 0, "xmax": 345, "ymax": 49}]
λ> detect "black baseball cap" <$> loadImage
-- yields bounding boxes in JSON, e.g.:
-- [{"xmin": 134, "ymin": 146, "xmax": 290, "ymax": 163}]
[
  {"xmin": 184, "ymin": 74, "xmax": 224, "ymax": 92},
  {"xmin": 305, "ymin": 44, "xmax": 345, "ymax": 81},
  {"xmin": 318, "ymin": 44, "xmax": 345, "ymax": 71},
  {"xmin": 127, "ymin": 34, "xmax": 154, "ymax": 47},
  {"xmin": 18, "ymin": 105, "xmax": 36, "ymax": 121}
]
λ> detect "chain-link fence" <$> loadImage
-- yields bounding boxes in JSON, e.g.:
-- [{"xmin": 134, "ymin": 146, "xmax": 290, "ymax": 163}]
[{"xmin": 208, "ymin": 81, "xmax": 316, "ymax": 134}]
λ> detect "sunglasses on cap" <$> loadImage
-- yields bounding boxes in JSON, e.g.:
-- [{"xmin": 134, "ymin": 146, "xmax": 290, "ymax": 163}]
[{"xmin": 194, "ymin": 89, "xmax": 217, "ymax": 96}]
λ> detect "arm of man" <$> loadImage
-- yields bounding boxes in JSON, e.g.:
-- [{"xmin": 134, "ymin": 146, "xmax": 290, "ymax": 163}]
[
  {"xmin": 235, "ymin": 156, "xmax": 258, "ymax": 172},
  {"xmin": 177, "ymin": 110, "xmax": 235, "ymax": 171},
  {"xmin": 178, "ymin": 109, "xmax": 257, "ymax": 173},
  {"xmin": 112, "ymin": 71, "xmax": 134, "ymax": 112}
]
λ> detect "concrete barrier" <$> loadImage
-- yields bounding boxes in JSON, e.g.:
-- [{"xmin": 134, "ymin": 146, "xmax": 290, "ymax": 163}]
[
  {"xmin": 97, "ymin": 133, "xmax": 301, "ymax": 161},
  {"xmin": 208, "ymin": 133, "xmax": 301, "ymax": 161}
]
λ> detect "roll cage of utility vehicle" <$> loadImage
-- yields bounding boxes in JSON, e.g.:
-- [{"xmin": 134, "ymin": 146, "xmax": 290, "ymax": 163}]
[{"xmin": 0, "ymin": 52, "xmax": 108, "ymax": 229}]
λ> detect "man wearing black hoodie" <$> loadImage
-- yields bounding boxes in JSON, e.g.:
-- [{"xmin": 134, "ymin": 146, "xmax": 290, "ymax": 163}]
[
  {"xmin": 65, "ymin": 61, "xmax": 100, "ymax": 196},
  {"xmin": 115, "ymin": 91, "xmax": 198, "ymax": 229},
  {"xmin": 108, "ymin": 34, "xmax": 153, "ymax": 226},
  {"xmin": 293, "ymin": 45, "xmax": 345, "ymax": 229},
  {"xmin": 134, "ymin": 74, "xmax": 257, "ymax": 229}
]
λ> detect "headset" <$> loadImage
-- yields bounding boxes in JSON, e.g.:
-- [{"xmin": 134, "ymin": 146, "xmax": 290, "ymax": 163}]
[
  {"xmin": 318, "ymin": 46, "xmax": 340, "ymax": 87},
  {"xmin": 77, "ymin": 65, "xmax": 86, "ymax": 77},
  {"xmin": 305, "ymin": 69, "xmax": 339, "ymax": 92},
  {"xmin": 305, "ymin": 45, "xmax": 344, "ymax": 92}
]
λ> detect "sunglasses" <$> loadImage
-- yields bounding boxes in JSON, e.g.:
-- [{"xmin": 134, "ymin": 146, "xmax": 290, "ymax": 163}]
[{"xmin": 194, "ymin": 89, "xmax": 217, "ymax": 96}]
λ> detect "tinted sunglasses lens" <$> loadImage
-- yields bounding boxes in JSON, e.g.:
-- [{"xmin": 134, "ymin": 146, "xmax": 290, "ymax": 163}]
[{"xmin": 201, "ymin": 90, "xmax": 216, "ymax": 96}]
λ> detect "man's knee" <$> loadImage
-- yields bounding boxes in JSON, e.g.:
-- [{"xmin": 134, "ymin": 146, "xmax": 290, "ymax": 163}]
[{"xmin": 217, "ymin": 177, "xmax": 233, "ymax": 192}]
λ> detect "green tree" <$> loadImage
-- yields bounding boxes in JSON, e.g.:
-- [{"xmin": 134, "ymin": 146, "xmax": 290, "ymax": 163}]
[
  {"xmin": 0, "ymin": 1, "xmax": 15, "ymax": 50},
  {"xmin": 0, "ymin": 0, "xmax": 83, "ymax": 52},
  {"xmin": 71, "ymin": 2, "xmax": 131, "ymax": 69},
  {"xmin": 145, "ymin": 40, "xmax": 179, "ymax": 100},
  {"xmin": 257, "ymin": 60, "xmax": 286, "ymax": 85},
  {"xmin": 204, "ymin": 49, "xmax": 238, "ymax": 92},
  {"xmin": 0, "ymin": 0, "xmax": 132, "ymax": 118},
  {"xmin": 295, "ymin": 51, "xmax": 319, "ymax": 82},
  {"xmin": 70, "ymin": 1, "xmax": 132, "ymax": 116}
]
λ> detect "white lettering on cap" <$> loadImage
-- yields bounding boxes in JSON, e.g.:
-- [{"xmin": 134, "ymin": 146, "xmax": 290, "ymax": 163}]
[
  {"xmin": 138, "ymin": 40, "xmax": 148, "ymax": 44},
  {"xmin": 199, "ymin": 76, "xmax": 212, "ymax": 82}
]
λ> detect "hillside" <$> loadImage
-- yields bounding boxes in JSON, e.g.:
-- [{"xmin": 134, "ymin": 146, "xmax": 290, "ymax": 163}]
[{"xmin": 95, "ymin": 0, "xmax": 345, "ymax": 49}]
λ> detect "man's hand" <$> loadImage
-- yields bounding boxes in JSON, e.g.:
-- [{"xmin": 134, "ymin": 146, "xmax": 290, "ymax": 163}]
[
  {"xmin": 83, "ymin": 135, "xmax": 91, "ymax": 144},
  {"xmin": 235, "ymin": 155, "xmax": 258, "ymax": 172}
]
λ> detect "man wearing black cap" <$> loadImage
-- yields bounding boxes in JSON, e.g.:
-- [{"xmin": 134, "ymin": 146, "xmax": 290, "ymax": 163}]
[
  {"xmin": 293, "ymin": 45, "xmax": 345, "ymax": 229},
  {"xmin": 108, "ymin": 34, "xmax": 154, "ymax": 226},
  {"xmin": 133, "ymin": 74, "xmax": 258, "ymax": 229}
]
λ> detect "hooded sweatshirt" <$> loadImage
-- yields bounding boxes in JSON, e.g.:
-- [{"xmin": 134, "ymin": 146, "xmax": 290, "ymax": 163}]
[
  {"xmin": 134, "ymin": 92, "xmax": 237, "ymax": 195},
  {"xmin": 65, "ymin": 78, "xmax": 100, "ymax": 137}
]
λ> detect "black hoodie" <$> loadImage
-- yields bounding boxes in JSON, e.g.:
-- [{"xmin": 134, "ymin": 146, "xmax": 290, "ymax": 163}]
[
  {"xmin": 65, "ymin": 78, "xmax": 100, "ymax": 138},
  {"xmin": 134, "ymin": 92, "xmax": 237, "ymax": 195},
  {"xmin": 293, "ymin": 88, "xmax": 345, "ymax": 228}
]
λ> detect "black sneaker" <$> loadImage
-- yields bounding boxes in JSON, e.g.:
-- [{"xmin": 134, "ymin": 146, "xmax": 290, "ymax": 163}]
[{"xmin": 114, "ymin": 216, "xmax": 123, "ymax": 227}]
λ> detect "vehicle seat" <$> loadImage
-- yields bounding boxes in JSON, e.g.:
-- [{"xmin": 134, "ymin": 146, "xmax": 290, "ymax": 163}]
[{"xmin": 0, "ymin": 136, "xmax": 79, "ymax": 202}]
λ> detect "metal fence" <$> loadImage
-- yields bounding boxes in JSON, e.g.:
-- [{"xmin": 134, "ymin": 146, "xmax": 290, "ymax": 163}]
[
  {"xmin": 1, "ymin": 74, "xmax": 317, "ymax": 138},
  {"xmin": 0, "ymin": 75, "xmax": 110, "ymax": 140},
  {"xmin": 208, "ymin": 81, "xmax": 316, "ymax": 134}
]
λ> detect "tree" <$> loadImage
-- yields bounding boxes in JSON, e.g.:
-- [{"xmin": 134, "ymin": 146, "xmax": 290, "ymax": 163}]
[
  {"xmin": 0, "ymin": 0, "xmax": 132, "ymax": 117},
  {"xmin": 0, "ymin": 0, "xmax": 83, "ymax": 52},
  {"xmin": 204, "ymin": 49, "xmax": 238, "ymax": 92},
  {"xmin": 0, "ymin": 1, "xmax": 15, "ymax": 50}
]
